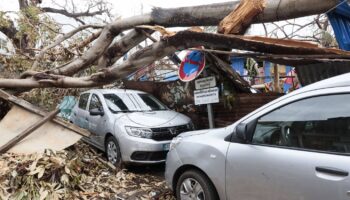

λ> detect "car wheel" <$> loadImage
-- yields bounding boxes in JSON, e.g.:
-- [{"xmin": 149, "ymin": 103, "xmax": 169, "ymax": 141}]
[
  {"xmin": 105, "ymin": 136, "xmax": 121, "ymax": 166},
  {"xmin": 176, "ymin": 170, "xmax": 218, "ymax": 200}
]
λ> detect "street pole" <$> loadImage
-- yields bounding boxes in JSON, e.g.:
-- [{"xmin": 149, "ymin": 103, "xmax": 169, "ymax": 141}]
[
  {"xmin": 203, "ymin": 70, "xmax": 215, "ymax": 129},
  {"xmin": 207, "ymin": 103, "xmax": 214, "ymax": 129}
]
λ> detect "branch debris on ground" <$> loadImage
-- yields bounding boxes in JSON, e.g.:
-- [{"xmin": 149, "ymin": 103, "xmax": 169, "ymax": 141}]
[{"xmin": 0, "ymin": 142, "xmax": 175, "ymax": 200}]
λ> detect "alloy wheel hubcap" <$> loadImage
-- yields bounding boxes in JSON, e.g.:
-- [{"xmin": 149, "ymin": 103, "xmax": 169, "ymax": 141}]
[
  {"xmin": 107, "ymin": 141, "xmax": 118, "ymax": 164},
  {"xmin": 180, "ymin": 178, "xmax": 205, "ymax": 200}
]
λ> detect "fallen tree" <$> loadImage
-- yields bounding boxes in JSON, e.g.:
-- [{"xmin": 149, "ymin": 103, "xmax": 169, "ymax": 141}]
[
  {"xmin": 0, "ymin": 0, "xmax": 341, "ymax": 91},
  {"xmin": 53, "ymin": 0, "xmax": 339, "ymax": 76},
  {"xmin": 1, "ymin": 30, "xmax": 349, "ymax": 89}
]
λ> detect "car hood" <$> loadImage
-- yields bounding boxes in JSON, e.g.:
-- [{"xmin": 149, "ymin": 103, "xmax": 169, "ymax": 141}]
[
  {"xmin": 120, "ymin": 110, "xmax": 190, "ymax": 127},
  {"xmin": 179, "ymin": 127, "xmax": 229, "ymax": 138}
]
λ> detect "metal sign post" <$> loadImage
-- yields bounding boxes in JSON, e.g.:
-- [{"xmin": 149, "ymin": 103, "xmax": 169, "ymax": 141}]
[
  {"xmin": 194, "ymin": 73, "xmax": 217, "ymax": 129},
  {"xmin": 207, "ymin": 102, "xmax": 215, "ymax": 129}
]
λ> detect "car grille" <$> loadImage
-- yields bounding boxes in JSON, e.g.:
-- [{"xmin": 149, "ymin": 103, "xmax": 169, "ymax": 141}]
[
  {"xmin": 151, "ymin": 124, "xmax": 192, "ymax": 141},
  {"xmin": 131, "ymin": 151, "xmax": 168, "ymax": 161}
]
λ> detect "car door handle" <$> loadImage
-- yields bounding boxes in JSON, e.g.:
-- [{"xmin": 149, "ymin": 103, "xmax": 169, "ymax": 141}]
[{"xmin": 316, "ymin": 166, "xmax": 349, "ymax": 177}]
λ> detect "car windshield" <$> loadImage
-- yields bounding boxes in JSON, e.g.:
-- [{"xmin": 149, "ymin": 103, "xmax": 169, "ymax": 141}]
[
  {"xmin": 103, "ymin": 93, "xmax": 168, "ymax": 112},
  {"xmin": 103, "ymin": 93, "xmax": 134, "ymax": 113},
  {"xmin": 136, "ymin": 93, "xmax": 168, "ymax": 111}
]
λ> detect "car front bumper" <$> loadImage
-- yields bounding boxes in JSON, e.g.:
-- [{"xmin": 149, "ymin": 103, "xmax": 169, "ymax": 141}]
[{"xmin": 119, "ymin": 136, "xmax": 172, "ymax": 164}]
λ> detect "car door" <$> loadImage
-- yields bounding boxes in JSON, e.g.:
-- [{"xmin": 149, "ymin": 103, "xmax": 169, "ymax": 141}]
[
  {"xmin": 226, "ymin": 93, "xmax": 350, "ymax": 200},
  {"xmin": 87, "ymin": 93, "xmax": 107, "ymax": 148},
  {"xmin": 72, "ymin": 93, "xmax": 90, "ymax": 130}
]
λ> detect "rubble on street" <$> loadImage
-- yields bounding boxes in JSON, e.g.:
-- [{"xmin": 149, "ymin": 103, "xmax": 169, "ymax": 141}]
[{"xmin": 0, "ymin": 142, "xmax": 174, "ymax": 200}]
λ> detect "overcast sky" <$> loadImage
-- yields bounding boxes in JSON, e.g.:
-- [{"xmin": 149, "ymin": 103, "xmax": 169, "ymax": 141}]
[
  {"xmin": 0, "ymin": 0, "xmax": 230, "ymax": 16},
  {"xmin": 0, "ymin": 0, "xmax": 234, "ymax": 33}
]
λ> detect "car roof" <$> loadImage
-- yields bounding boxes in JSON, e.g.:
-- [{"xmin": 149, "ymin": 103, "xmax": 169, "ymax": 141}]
[
  {"xmin": 289, "ymin": 72, "xmax": 350, "ymax": 96},
  {"xmin": 81, "ymin": 88, "xmax": 147, "ymax": 95}
]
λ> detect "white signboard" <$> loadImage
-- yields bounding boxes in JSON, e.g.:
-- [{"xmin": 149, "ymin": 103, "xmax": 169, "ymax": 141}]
[
  {"xmin": 195, "ymin": 76, "xmax": 216, "ymax": 90},
  {"xmin": 194, "ymin": 87, "xmax": 219, "ymax": 105}
]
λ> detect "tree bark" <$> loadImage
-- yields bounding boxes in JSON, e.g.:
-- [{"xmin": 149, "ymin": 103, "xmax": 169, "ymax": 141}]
[
  {"xmin": 41, "ymin": 7, "xmax": 108, "ymax": 18},
  {"xmin": 1, "ymin": 30, "xmax": 349, "ymax": 89},
  {"xmin": 97, "ymin": 29, "xmax": 153, "ymax": 68},
  {"xmin": 49, "ymin": 0, "xmax": 338, "ymax": 76},
  {"xmin": 218, "ymin": 0, "xmax": 266, "ymax": 34}
]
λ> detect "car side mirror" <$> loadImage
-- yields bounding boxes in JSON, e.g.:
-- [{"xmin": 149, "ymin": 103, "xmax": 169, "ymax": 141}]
[
  {"xmin": 234, "ymin": 123, "xmax": 248, "ymax": 143},
  {"xmin": 90, "ymin": 108, "xmax": 104, "ymax": 116},
  {"xmin": 231, "ymin": 119, "xmax": 257, "ymax": 143}
]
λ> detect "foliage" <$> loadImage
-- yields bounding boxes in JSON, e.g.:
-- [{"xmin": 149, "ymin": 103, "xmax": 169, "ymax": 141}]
[
  {"xmin": 320, "ymin": 30, "xmax": 338, "ymax": 48},
  {"xmin": 0, "ymin": 142, "xmax": 175, "ymax": 200},
  {"xmin": 16, "ymin": 6, "xmax": 42, "ymax": 46},
  {"xmin": 0, "ymin": 12, "xmax": 11, "ymax": 29},
  {"xmin": 0, "ymin": 55, "xmax": 33, "ymax": 78}
]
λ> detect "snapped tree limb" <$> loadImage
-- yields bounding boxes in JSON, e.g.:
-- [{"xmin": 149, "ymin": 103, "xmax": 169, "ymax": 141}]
[
  {"xmin": 1, "ymin": 30, "xmax": 349, "ymax": 89},
  {"xmin": 218, "ymin": 0, "xmax": 266, "ymax": 34},
  {"xmin": 48, "ymin": 0, "xmax": 339, "ymax": 77}
]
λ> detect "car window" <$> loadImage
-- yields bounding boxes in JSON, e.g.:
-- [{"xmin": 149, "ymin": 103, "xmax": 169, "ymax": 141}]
[
  {"xmin": 137, "ymin": 93, "xmax": 167, "ymax": 111},
  {"xmin": 252, "ymin": 94, "xmax": 350, "ymax": 154},
  {"xmin": 89, "ymin": 94, "xmax": 103, "ymax": 111},
  {"xmin": 78, "ymin": 93, "xmax": 90, "ymax": 110}
]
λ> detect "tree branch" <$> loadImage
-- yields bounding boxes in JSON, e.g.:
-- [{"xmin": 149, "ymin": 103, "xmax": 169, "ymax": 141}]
[
  {"xmin": 1, "ymin": 30, "xmax": 349, "ymax": 89},
  {"xmin": 41, "ymin": 7, "xmax": 108, "ymax": 19},
  {"xmin": 31, "ymin": 24, "xmax": 103, "ymax": 70},
  {"xmin": 97, "ymin": 28, "xmax": 153, "ymax": 68},
  {"xmin": 48, "ymin": 0, "xmax": 338, "ymax": 77}
]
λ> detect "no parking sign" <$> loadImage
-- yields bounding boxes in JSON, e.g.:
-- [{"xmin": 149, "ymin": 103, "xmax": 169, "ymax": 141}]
[{"xmin": 178, "ymin": 51, "xmax": 205, "ymax": 82}]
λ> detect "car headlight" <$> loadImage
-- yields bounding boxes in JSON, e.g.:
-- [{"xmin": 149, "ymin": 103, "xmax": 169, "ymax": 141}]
[
  {"xmin": 169, "ymin": 136, "xmax": 183, "ymax": 151},
  {"xmin": 125, "ymin": 126, "xmax": 153, "ymax": 139}
]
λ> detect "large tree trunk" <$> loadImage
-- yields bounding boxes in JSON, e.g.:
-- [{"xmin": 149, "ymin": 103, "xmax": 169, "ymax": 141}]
[
  {"xmin": 0, "ymin": 0, "xmax": 340, "ymax": 91},
  {"xmin": 1, "ymin": 30, "xmax": 349, "ymax": 89},
  {"xmin": 49, "ymin": 0, "xmax": 338, "ymax": 76}
]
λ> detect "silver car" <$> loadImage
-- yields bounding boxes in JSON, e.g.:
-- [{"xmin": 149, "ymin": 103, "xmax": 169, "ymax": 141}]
[
  {"xmin": 165, "ymin": 73, "xmax": 350, "ymax": 200},
  {"xmin": 71, "ymin": 89, "xmax": 193, "ymax": 165}
]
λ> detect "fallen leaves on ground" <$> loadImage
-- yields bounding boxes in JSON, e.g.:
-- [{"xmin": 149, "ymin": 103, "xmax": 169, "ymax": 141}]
[{"xmin": 0, "ymin": 142, "xmax": 175, "ymax": 200}]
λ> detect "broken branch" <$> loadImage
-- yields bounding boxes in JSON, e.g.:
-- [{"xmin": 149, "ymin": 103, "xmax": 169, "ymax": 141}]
[{"xmin": 1, "ymin": 30, "xmax": 349, "ymax": 89}]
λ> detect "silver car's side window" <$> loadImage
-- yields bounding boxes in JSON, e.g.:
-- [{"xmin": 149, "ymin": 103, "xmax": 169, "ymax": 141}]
[
  {"xmin": 78, "ymin": 93, "xmax": 90, "ymax": 110},
  {"xmin": 252, "ymin": 94, "xmax": 350, "ymax": 154},
  {"xmin": 89, "ymin": 94, "xmax": 103, "ymax": 111}
]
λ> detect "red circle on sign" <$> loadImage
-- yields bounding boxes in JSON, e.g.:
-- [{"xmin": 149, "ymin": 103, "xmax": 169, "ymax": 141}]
[{"xmin": 178, "ymin": 51, "xmax": 205, "ymax": 82}]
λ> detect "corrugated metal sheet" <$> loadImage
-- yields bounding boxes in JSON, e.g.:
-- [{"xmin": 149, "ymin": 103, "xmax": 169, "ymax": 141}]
[
  {"xmin": 297, "ymin": 1, "xmax": 350, "ymax": 86},
  {"xmin": 328, "ymin": 0, "xmax": 350, "ymax": 50},
  {"xmin": 296, "ymin": 61, "xmax": 350, "ymax": 86}
]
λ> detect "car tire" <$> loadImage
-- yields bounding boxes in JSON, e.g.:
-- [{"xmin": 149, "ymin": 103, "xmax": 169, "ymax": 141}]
[
  {"xmin": 176, "ymin": 170, "xmax": 218, "ymax": 200},
  {"xmin": 105, "ymin": 136, "xmax": 122, "ymax": 167}
]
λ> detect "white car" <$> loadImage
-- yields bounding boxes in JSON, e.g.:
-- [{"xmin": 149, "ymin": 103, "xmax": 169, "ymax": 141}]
[
  {"xmin": 166, "ymin": 72, "xmax": 350, "ymax": 200},
  {"xmin": 71, "ymin": 89, "xmax": 193, "ymax": 165}
]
